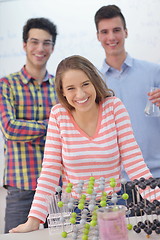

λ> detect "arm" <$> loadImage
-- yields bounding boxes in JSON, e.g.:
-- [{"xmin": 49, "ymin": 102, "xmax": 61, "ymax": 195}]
[
  {"xmin": 0, "ymin": 79, "xmax": 48, "ymax": 142},
  {"xmin": 113, "ymin": 98, "xmax": 160, "ymax": 201},
  {"xmin": 148, "ymin": 64, "xmax": 160, "ymax": 107},
  {"xmin": 9, "ymin": 108, "xmax": 62, "ymax": 233},
  {"xmin": 29, "ymin": 109, "xmax": 62, "ymax": 220},
  {"xmin": 29, "ymin": 108, "xmax": 63, "ymax": 221}
]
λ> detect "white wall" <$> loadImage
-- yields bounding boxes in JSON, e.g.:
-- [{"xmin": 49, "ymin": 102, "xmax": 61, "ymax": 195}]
[{"xmin": 0, "ymin": 0, "xmax": 160, "ymax": 78}]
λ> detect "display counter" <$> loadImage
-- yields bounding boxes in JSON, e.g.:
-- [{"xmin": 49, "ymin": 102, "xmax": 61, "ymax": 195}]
[{"xmin": 0, "ymin": 216, "xmax": 160, "ymax": 240}]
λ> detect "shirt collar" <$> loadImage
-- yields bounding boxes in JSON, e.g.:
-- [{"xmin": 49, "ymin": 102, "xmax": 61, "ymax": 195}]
[
  {"xmin": 20, "ymin": 66, "xmax": 54, "ymax": 85},
  {"xmin": 101, "ymin": 53, "xmax": 133, "ymax": 75}
]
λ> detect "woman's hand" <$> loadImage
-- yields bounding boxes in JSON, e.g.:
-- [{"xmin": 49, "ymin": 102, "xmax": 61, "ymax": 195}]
[{"xmin": 9, "ymin": 217, "xmax": 40, "ymax": 233}]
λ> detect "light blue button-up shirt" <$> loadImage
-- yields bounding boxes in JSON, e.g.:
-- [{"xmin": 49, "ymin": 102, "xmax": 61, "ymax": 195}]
[{"xmin": 101, "ymin": 54, "xmax": 160, "ymax": 180}]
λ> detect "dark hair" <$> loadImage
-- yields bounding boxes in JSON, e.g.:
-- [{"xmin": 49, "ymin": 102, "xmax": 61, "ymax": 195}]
[
  {"xmin": 94, "ymin": 5, "xmax": 126, "ymax": 31},
  {"xmin": 23, "ymin": 17, "xmax": 57, "ymax": 45},
  {"xmin": 55, "ymin": 55, "xmax": 114, "ymax": 111}
]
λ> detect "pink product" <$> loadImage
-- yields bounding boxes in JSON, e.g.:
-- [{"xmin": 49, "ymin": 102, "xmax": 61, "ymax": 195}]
[{"xmin": 98, "ymin": 206, "xmax": 128, "ymax": 240}]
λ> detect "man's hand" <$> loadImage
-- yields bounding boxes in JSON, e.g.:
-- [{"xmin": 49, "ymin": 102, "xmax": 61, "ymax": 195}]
[{"xmin": 148, "ymin": 88, "xmax": 160, "ymax": 107}]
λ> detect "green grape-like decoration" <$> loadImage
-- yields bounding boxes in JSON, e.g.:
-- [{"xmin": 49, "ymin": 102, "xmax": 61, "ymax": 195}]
[
  {"xmin": 71, "ymin": 212, "xmax": 77, "ymax": 218},
  {"xmin": 122, "ymin": 193, "xmax": 129, "ymax": 200},
  {"xmin": 100, "ymin": 200, "xmax": 106, "ymax": 207},
  {"xmin": 109, "ymin": 181, "xmax": 116, "ymax": 188},
  {"xmin": 70, "ymin": 217, "xmax": 76, "ymax": 224},
  {"xmin": 61, "ymin": 231, "xmax": 68, "ymax": 238},
  {"xmin": 90, "ymin": 220, "xmax": 97, "ymax": 227},
  {"xmin": 110, "ymin": 177, "xmax": 116, "ymax": 182},
  {"xmin": 78, "ymin": 203, "xmax": 84, "ymax": 210},
  {"xmin": 127, "ymin": 223, "xmax": 133, "ymax": 230},
  {"xmin": 65, "ymin": 187, "xmax": 72, "ymax": 193},
  {"xmin": 89, "ymin": 176, "xmax": 95, "ymax": 181},
  {"xmin": 82, "ymin": 234, "xmax": 88, "ymax": 240},
  {"xmin": 58, "ymin": 201, "xmax": 64, "ymax": 207},
  {"xmin": 86, "ymin": 188, "xmax": 93, "ymax": 194}
]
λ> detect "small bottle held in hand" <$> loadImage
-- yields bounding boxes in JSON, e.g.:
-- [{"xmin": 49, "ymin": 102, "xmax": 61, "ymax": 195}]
[{"xmin": 144, "ymin": 87, "xmax": 160, "ymax": 117}]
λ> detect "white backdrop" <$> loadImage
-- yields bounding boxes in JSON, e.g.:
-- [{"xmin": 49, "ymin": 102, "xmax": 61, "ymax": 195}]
[
  {"xmin": 0, "ymin": 0, "xmax": 160, "ymax": 79},
  {"xmin": 0, "ymin": 0, "xmax": 160, "ymax": 185}
]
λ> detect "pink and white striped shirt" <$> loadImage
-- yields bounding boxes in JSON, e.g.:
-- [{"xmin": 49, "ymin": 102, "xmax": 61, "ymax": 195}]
[{"xmin": 29, "ymin": 97, "xmax": 160, "ymax": 223}]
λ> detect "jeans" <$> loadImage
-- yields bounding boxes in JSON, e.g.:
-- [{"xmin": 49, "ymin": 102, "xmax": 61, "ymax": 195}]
[
  {"xmin": 4, "ymin": 186, "xmax": 49, "ymax": 233},
  {"xmin": 4, "ymin": 186, "xmax": 36, "ymax": 233}
]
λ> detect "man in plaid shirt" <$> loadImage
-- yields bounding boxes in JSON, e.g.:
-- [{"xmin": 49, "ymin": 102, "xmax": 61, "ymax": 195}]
[{"xmin": 0, "ymin": 17, "xmax": 58, "ymax": 233}]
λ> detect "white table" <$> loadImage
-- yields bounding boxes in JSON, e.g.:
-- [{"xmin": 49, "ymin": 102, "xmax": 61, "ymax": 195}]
[{"xmin": 0, "ymin": 217, "xmax": 160, "ymax": 240}]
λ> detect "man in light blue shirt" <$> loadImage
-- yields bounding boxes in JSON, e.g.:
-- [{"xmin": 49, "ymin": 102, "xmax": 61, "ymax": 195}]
[{"xmin": 94, "ymin": 5, "xmax": 160, "ymax": 182}]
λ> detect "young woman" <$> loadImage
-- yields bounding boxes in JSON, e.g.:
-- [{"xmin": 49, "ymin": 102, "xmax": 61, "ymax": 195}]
[{"xmin": 10, "ymin": 55, "xmax": 160, "ymax": 233}]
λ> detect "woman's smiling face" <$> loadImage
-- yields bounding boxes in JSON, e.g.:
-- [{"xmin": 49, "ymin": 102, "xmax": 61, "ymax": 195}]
[{"xmin": 62, "ymin": 69, "xmax": 97, "ymax": 113}]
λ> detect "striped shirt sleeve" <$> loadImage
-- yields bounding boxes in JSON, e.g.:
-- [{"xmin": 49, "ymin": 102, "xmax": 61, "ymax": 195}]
[
  {"xmin": 112, "ymin": 98, "xmax": 160, "ymax": 201},
  {"xmin": 29, "ymin": 106, "xmax": 63, "ymax": 222}
]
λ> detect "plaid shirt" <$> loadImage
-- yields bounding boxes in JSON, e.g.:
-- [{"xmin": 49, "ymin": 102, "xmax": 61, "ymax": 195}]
[{"xmin": 0, "ymin": 66, "xmax": 57, "ymax": 190}]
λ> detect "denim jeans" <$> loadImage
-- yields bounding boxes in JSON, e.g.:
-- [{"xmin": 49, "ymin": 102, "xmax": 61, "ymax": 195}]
[{"xmin": 4, "ymin": 186, "xmax": 36, "ymax": 233}]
